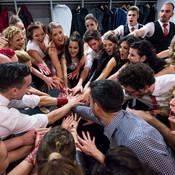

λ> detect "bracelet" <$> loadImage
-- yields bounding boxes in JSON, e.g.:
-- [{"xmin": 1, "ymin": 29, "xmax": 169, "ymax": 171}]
[
  {"xmin": 149, "ymin": 110, "xmax": 155, "ymax": 116},
  {"xmin": 25, "ymin": 144, "xmax": 39, "ymax": 165},
  {"xmin": 48, "ymin": 71, "xmax": 55, "ymax": 77},
  {"xmin": 56, "ymin": 97, "xmax": 68, "ymax": 106}
]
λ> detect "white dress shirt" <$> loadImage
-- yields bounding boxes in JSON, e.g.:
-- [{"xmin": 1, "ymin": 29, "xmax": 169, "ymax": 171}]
[
  {"xmin": 0, "ymin": 94, "xmax": 48, "ymax": 139},
  {"xmin": 140, "ymin": 20, "xmax": 173, "ymax": 38},
  {"xmin": 115, "ymin": 23, "xmax": 140, "ymax": 37},
  {"xmin": 124, "ymin": 74, "xmax": 175, "ymax": 109}
]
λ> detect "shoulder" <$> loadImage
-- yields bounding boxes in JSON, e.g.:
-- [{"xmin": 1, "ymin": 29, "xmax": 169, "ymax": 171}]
[
  {"xmin": 156, "ymin": 74, "xmax": 175, "ymax": 81},
  {"xmin": 26, "ymin": 40, "xmax": 37, "ymax": 51},
  {"xmin": 48, "ymin": 41, "xmax": 57, "ymax": 52}
]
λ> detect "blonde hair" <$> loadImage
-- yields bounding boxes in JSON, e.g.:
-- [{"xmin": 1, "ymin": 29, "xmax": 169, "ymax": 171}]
[
  {"xmin": 167, "ymin": 39, "xmax": 175, "ymax": 67},
  {"xmin": 15, "ymin": 50, "xmax": 31, "ymax": 63},
  {"xmin": 9, "ymin": 15, "xmax": 22, "ymax": 26},
  {"xmin": 47, "ymin": 22, "xmax": 63, "ymax": 35},
  {"xmin": 2, "ymin": 26, "xmax": 22, "ymax": 48}
]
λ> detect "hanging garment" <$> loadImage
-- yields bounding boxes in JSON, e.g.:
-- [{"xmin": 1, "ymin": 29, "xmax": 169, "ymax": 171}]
[
  {"xmin": 71, "ymin": 6, "xmax": 88, "ymax": 37},
  {"xmin": 146, "ymin": 5, "xmax": 157, "ymax": 23},
  {"xmin": 0, "ymin": 9, "xmax": 9, "ymax": 33},
  {"xmin": 110, "ymin": 8, "xmax": 127, "ymax": 30},
  {"xmin": 18, "ymin": 5, "xmax": 34, "ymax": 29},
  {"xmin": 89, "ymin": 7, "xmax": 104, "ymax": 33},
  {"xmin": 52, "ymin": 4, "xmax": 72, "ymax": 37},
  {"xmin": 101, "ymin": 5, "xmax": 112, "ymax": 34},
  {"xmin": 138, "ymin": 4, "xmax": 150, "ymax": 25}
]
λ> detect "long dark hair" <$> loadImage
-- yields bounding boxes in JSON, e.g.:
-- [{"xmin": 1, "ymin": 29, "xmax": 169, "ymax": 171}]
[{"xmin": 65, "ymin": 31, "xmax": 84, "ymax": 65}]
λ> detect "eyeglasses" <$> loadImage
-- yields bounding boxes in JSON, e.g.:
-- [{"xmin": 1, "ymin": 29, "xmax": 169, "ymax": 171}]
[
  {"xmin": 125, "ymin": 89, "xmax": 137, "ymax": 96},
  {"xmin": 124, "ymin": 88, "xmax": 145, "ymax": 96}
]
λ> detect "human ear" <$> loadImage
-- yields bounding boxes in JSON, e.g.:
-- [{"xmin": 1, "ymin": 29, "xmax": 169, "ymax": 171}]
[{"xmin": 140, "ymin": 55, "xmax": 147, "ymax": 62}]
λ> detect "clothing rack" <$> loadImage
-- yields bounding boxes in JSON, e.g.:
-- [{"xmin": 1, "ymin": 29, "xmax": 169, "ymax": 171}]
[
  {"xmin": 0, "ymin": 0, "xmax": 158, "ymax": 25},
  {"xmin": 0, "ymin": 0, "xmax": 158, "ymax": 13}
]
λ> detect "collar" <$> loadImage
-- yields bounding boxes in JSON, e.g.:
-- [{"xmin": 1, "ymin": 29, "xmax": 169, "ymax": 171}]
[
  {"xmin": 158, "ymin": 19, "xmax": 169, "ymax": 27},
  {"xmin": 0, "ymin": 94, "xmax": 10, "ymax": 106},
  {"xmin": 104, "ymin": 110, "xmax": 124, "ymax": 139},
  {"xmin": 128, "ymin": 23, "xmax": 139, "ymax": 29}
]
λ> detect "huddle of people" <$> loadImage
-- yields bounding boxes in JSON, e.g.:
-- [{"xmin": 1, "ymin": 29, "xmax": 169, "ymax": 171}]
[{"xmin": 0, "ymin": 1, "xmax": 175, "ymax": 175}]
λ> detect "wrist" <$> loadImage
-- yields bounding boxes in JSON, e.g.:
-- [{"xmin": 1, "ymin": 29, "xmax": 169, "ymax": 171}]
[
  {"xmin": 48, "ymin": 71, "xmax": 55, "ymax": 77},
  {"xmin": 56, "ymin": 97, "xmax": 68, "ymax": 106},
  {"xmin": 33, "ymin": 61, "xmax": 42, "ymax": 66},
  {"xmin": 77, "ymin": 82, "xmax": 82, "ymax": 87},
  {"xmin": 76, "ymin": 63, "xmax": 83, "ymax": 70},
  {"xmin": 93, "ymin": 149, "xmax": 105, "ymax": 163},
  {"xmin": 149, "ymin": 110, "xmax": 155, "ymax": 116},
  {"xmin": 25, "ymin": 144, "xmax": 39, "ymax": 165}
]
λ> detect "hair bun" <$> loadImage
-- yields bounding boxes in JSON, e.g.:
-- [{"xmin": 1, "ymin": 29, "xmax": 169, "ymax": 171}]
[
  {"xmin": 71, "ymin": 31, "xmax": 80, "ymax": 38},
  {"xmin": 48, "ymin": 152, "xmax": 61, "ymax": 162}
]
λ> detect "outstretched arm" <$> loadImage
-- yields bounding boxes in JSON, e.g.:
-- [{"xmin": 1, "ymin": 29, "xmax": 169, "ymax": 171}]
[
  {"xmin": 46, "ymin": 95, "xmax": 84, "ymax": 124},
  {"xmin": 155, "ymin": 66, "xmax": 175, "ymax": 77},
  {"xmin": 4, "ymin": 130, "xmax": 35, "ymax": 151},
  {"xmin": 70, "ymin": 67, "xmax": 90, "ymax": 95},
  {"xmin": 157, "ymin": 49, "xmax": 169, "ymax": 58},
  {"xmin": 48, "ymin": 47, "xmax": 64, "ymax": 79},
  {"xmin": 8, "ymin": 129, "xmax": 49, "ymax": 175},
  {"xmin": 96, "ymin": 57, "xmax": 117, "ymax": 80},
  {"xmin": 127, "ymin": 108, "xmax": 175, "ymax": 151},
  {"xmin": 108, "ymin": 62, "xmax": 128, "ymax": 81}
]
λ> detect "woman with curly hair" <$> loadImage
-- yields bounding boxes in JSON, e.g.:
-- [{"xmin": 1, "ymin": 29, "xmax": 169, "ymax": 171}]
[{"xmin": 2, "ymin": 26, "xmax": 24, "ymax": 51}]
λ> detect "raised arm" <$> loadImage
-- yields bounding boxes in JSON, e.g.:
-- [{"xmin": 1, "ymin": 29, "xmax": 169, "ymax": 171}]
[
  {"xmin": 96, "ymin": 57, "xmax": 117, "ymax": 80},
  {"xmin": 60, "ymin": 56, "xmax": 68, "ymax": 88},
  {"xmin": 108, "ymin": 62, "xmax": 128, "ymax": 81},
  {"xmin": 70, "ymin": 67, "xmax": 90, "ymax": 95},
  {"xmin": 155, "ymin": 66, "xmax": 175, "ymax": 77},
  {"xmin": 127, "ymin": 108, "xmax": 175, "ymax": 151},
  {"xmin": 48, "ymin": 47, "xmax": 64, "ymax": 79}
]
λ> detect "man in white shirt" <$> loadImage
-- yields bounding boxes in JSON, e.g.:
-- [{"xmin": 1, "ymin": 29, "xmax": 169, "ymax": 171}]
[
  {"xmin": 105, "ymin": 6, "xmax": 143, "ymax": 38},
  {"xmin": 118, "ymin": 62, "xmax": 175, "ymax": 111},
  {"xmin": 131, "ymin": 2, "xmax": 175, "ymax": 53},
  {"xmin": 0, "ymin": 62, "xmax": 83, "ymax": 139}
]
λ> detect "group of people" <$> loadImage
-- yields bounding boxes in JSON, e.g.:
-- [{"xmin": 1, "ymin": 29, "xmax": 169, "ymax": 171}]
[{"xmin": 0, "ymin": 1, "xmax": 175, "ymax": 175}]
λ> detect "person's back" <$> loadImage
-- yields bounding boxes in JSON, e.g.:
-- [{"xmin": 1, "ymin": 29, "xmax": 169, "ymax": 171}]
[
  {"xmin": 113, "ymin": 109, "xmax": 175, "ymax": 173},
  {"xmin": 74, "ymin": 79, "xmax": 175, "ymax": 175}
]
